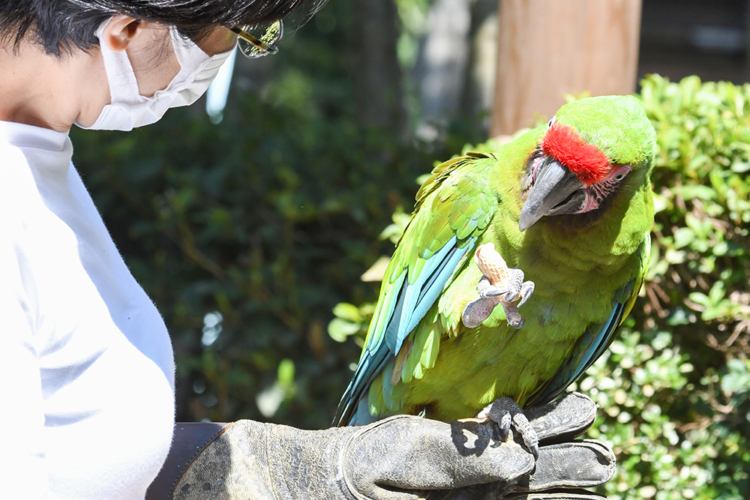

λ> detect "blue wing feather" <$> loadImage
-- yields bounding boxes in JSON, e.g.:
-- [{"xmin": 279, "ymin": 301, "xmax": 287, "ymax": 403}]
[
  {"xmin": 333, "ymin": 236, "xmax": 473, "ymax": 425},
  {"xmin": 391, "ymin": 237, "xmax": 472, "ymax": 353}
]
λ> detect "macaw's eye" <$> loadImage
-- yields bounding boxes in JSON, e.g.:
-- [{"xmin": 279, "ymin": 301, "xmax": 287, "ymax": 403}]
[
  {"xmin": 609, "ymin": 165, "xmax": 631, "ymax": 182},
  {"xmin": 547, "ymin": 116, "xmax": 557, "ymax": 129}
]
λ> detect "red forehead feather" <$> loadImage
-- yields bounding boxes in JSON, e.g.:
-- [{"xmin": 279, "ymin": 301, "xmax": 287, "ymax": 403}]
[{"xmin": 542, "ymin": 122, "xmax": 610, "ymax": 185}]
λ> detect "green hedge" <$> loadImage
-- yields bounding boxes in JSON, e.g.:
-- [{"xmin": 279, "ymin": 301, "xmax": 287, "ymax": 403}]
[{"xmin": 330, "ymin": 75, "xmax": 750, "ymax": 499}]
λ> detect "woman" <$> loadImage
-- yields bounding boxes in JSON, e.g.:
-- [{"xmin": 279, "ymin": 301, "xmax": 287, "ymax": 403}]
[{"xmin": 0, "ymin": 1, "xmax": 614, "ymax": 499}]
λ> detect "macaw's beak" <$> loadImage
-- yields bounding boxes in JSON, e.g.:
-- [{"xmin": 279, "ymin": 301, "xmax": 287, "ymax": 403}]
[{"xmin": 519, "ymin": 156, "xmax": 586, "ymax": 231}]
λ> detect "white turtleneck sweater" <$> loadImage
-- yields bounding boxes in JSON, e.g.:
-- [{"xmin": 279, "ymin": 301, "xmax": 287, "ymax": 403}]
[{"xmin": 0, "ymin": 121, "xmax": 175, "ymax": 499}]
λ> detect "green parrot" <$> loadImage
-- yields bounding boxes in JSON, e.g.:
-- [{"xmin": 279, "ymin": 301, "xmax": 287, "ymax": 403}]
[{"xmin": 333, "ymin": 95, "xmax": 656, "ymax": 451}]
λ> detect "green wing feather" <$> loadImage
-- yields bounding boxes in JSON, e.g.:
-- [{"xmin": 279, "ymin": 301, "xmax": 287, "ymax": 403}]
[{"xmin": 333, "ymin": 153, "xmax": 500, "ymax": 425}]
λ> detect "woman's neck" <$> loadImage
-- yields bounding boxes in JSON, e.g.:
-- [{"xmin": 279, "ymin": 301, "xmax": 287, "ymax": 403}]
[{"xmin": 0, "ymin": 42, "xmax": 108, "ymax": 131}]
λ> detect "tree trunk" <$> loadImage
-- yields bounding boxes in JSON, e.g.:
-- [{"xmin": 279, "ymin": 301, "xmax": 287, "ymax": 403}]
[
  {"xmin": 460, "ymin": 0, "xmax": 499, "ymax": 120},
  {"xmin": 355, "ymin": 0, "xmax": 405, "ymax": 131},
  {"xmin": 491, "ymin": 0, "xmax": 643, "ymax": 136},
  {"xmin": 416, "ymin": 0, "xmax": 472, "ymax": 124}
]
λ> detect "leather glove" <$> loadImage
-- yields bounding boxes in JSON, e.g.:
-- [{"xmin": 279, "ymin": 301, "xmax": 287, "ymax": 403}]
[
  {"xmin": 169, "ymin": 392, "xmax": 614, "ymax": 500},
  {"xmin": 425, "ymin": 392, "xmax": 615, "ymax": 500}
]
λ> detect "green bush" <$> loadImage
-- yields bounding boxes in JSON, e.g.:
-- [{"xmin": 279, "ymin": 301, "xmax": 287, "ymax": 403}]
[
  {"xmin": 330, "ymin": 75, "xmax": 750, "ymax": 498},
  {"xmin": 596, "ymin": 74, "xmax": 750, "ymax": 500}
]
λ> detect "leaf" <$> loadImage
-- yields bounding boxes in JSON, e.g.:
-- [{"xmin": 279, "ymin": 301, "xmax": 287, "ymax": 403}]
[
  {"xmin": 333, "ymin": 303, "xmax": 363, "ymax": 323},
  {"xmin": 278, "ymin": 358, "xmax": 295, "ymax": 385},
  {"xmin": 721, "ymin": 359, "xmax": 750, "ymax": 395},
  {"xmin": 708, "ymin": 282, "xmax": 726, "ymax": 304},
  {"xmin": 328, "ymin": 318, "xmax": 361, "ymax": 342},
  {"xmin": 361, "ymin": 256, "xmax": 392, "ymax": 282},
  {"xmin": 712, "ymin": 240, "xmax": 728, "ymax": 257},
  {"xmin": 673, "ymin": 227, "xmax": 694, "ymax": 249},
  {"xmin": 672, "ymin": 185, "xmax": 716, "ymax": 201},
  {"xmin": 652, "ymin": 192, "xmax": 668, "ymax": 213},
  {"xmin": 688, "ymin": 292, "xmax": 710, "ymax": 307}
]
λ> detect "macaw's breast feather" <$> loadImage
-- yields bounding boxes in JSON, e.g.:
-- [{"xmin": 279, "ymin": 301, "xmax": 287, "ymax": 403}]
[
  {"xmin": 525, "ymin": 234, "xmax": 650, "ymax": 406},
  {"xmin": 333, "ymin": 153, "xmax": 500, "ymax": 426}
]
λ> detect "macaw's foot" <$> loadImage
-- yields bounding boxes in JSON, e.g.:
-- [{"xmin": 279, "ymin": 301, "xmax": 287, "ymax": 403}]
[
  {"xmin": 461, "ymin": 260, "xmax": 535, "ymax": 329},
  {"xmin": 476, "ymin": 397, "xmax": 539, "ymax": 459}
]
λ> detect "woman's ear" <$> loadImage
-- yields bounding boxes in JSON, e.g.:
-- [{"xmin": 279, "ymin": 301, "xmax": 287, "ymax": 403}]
[{"xmin": 100, "ymin": 15, "xmax": 143, "ymax": 52}]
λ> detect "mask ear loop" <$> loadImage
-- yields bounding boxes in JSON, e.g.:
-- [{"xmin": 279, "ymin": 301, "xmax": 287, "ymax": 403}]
[
  {"xmin": 74, "ymin": 18, "xmax": 145, "ymax": 130},
  {"xmin": 158, "ymin": 26, "xmax": 235, "ymax": 105},
  {"xmin": 167, "ymin": 26, "xmax": 211, "ymax": 87},
  {"xmin": 97, "ymin": 18, "xmax": 143, "ymax": 105}
]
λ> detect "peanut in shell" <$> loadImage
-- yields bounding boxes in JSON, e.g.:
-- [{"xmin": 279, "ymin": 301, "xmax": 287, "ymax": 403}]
[{"xmin": 474, "ymin": 243, "xmax": 512, "ymax": 294}]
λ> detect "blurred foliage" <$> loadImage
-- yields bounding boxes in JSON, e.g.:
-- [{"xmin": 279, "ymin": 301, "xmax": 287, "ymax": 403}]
[
  {"xmin": 69, "ymin": 0, "xmax": 481, "ymax": 430},
  {"xmin": 330, "ymin": 75, "xmax": 750, "ymax": 498},
  {"xmin": 395, "ymin": 0, "xmax": 433, "ymax": 68}
]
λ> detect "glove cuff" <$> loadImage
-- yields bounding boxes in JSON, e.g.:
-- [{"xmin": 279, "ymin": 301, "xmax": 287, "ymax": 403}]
[
  {"xmin": 171, "ymin": 420, "xmax": 276, "ymax": 499},
  {"xmin": 170, "ymin": 419, "xmax": 367, "ymax": 500}
]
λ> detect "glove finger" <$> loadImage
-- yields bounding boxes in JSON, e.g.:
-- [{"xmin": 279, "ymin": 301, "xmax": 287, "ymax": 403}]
[
  {"xmin": 525, "ymin": 393, "xmax": 597, "ymax": 444},
  {"xmin": 347, "ymin": 416, "xmax": 535, "ymax": 495},
  {"xmin": 431, "ymin": 422, "xmax": 536, "ymax": 486},
  {"xmin": 505, "ymin": 490, "xmax": 610, "ymax": 499},
  {"xmin": 512, "ymin": 440, "xmax": 616, "ymax": 492}
]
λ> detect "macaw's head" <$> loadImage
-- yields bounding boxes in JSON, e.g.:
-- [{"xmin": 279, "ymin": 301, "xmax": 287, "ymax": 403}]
[{"xmin": 519, "ymin": 95, "xmax": 656, "ymax": 231}]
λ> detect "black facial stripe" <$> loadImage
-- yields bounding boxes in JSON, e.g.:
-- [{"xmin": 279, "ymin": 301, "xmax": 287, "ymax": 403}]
[{"xmin": 590, "ymin": 176, "xmax": 620, "ymax": 202}]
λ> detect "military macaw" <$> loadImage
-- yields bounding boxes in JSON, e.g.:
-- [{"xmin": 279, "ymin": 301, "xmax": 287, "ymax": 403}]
[{"xmin": 334, "ymin": 96, "xmax": 655, "ymax": 453}]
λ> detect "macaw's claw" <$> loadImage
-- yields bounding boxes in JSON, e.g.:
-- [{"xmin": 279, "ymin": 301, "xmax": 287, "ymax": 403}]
[
  {"xmin": 502, "ymin": 268, "xmax": 524, "ymax": 302},
  {"xmin": 517, "ymin": 280, "xmax": 535, "ymax": 308},
  {"xmin": 476, "ymin": 397, "xmax": 539, "ymax": 459},
  {"xmin": 476, "ymin": 275, "xmax": 504, "ymax": 298},
  {"xmin": 504, "ymin": 304, "xmax": 525, "ymax": 329}
]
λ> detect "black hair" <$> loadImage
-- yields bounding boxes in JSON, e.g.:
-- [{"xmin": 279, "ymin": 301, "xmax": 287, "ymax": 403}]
[{"xmin": 0, "ymin": 0, "xmax": 326, "ymax": 56}]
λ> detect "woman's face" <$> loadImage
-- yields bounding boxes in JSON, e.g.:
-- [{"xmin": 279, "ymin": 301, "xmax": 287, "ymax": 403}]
[{"xmin": 76, "ymin": 17, "xmax": 236, "ymax": 127}]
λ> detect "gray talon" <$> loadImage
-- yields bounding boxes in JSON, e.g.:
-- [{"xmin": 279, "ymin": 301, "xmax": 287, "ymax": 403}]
[
  {"xmin": 503, "ymin": 268, "xmax": 525, "ymax": 302},
  {"xmin": 509, "ymin": 317, "xmax": 525, "ymax": 329},
  {"xmin": 512, "ymin": 412, "xmax": 539, "ymax": 459},
  {"xmin": 517, "ymin": 281, "xmax": 535, "ymax": 308},
  {"xmin": 477, "ymin": 276, "xmax": 508, "ymax": 298},
  {"xmin": 499, "ymin": 412, "xmax": 512, "ymax": 441}
]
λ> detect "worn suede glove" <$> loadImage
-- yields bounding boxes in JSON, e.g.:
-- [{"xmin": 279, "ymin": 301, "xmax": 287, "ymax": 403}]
[
  {"xmin": 423, "ymin": 392, "xmax": 614, "ymax": 500},
  {"xmin": 168, "ymin": 392, "xmax": 614, "ymax": 500}
]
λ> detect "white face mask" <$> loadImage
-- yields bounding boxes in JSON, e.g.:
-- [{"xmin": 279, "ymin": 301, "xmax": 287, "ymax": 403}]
[{"xmin": 77, "ymin": 19, "xmax": 235, "ymax": 131}]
